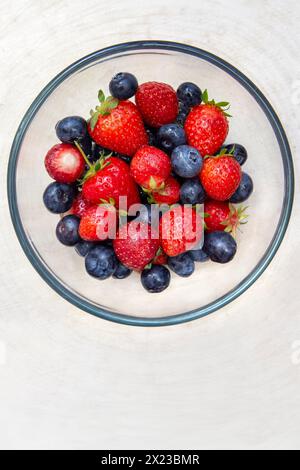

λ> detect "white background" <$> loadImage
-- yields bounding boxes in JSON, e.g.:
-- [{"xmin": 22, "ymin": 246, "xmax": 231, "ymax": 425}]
[{"xmin": 1, "ymin": 0, "xmax": 300, "ymax": 450}]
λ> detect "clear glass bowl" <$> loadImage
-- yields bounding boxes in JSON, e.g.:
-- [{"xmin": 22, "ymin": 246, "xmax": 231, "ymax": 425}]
[{"xmin": 7, "ymin": 41, "xmax": 294, "ymax": 326}]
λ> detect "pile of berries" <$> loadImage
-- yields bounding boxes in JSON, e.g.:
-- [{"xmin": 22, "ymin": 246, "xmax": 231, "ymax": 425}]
[{"xmin": 43, "ymin": 72, "xmax": 253, "ymax": 293}]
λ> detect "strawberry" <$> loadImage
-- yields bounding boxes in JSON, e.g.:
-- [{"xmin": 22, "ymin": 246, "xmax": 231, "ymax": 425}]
[
  {"xmin": 130, "ymin": 145, "xmax": 171, "ymax": 190},
  {"xmin": 79, "ymin": 205, "xmax": 117, "ymax": 241},
  {"xmin": 44, "ymin": 143, "xmax": 85, "ymax": 183},
  {"xmin": 113, "ymin": 221, "xmax": 160, "ymax": 271},
  {"xmin": 88, "ymin": 90, "xmax": 148, "ymax": 156},
  {"xmin": 200, "ymin": 153, "xmax": 242, "ymax": 201},
  {"xmin": 204, "ymin": 200, "xmax": 248, "ymax": 235},
  {"xmin": 184, "ymin": 89, "xmax": 230, "ymax": 156},
  {"xmin": 151, "ymin": 176, "xmax": 180, "ymax": 205},
  {"xmin": 160, "ymin": 205, "xmax": 203, "ymax": 257},
  {"xmin": 152, "ymin": 247, "xmax": 168, "ymax": 265},
  {"xmin": 82, "ymin": 156, "xmax": 140, "ymax": 209},
  {"xmin": 71, "ymin": 193, "xmax": 94, "ymax": 218},
  {"xmin": 135, "ymin": 82, "xmax": 178, "ymax": 128}
]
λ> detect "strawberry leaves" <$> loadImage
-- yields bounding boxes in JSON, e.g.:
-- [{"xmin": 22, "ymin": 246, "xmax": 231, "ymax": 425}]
[
  {"xmin": 74, "ymin": 140, "xmax": 112, "ymax": 185},
  {"xmin": 148, "ymin": 176, "xmax": 165, "ymax": 191},
  {"xmin": 98, "ymin": 89, "xmax": 105, "ymax": 103},
  {"xmin": 217, "ymin": 147, "xmax": 234, "ymax": 157},
  {"xmin": 221, "ymin": 204, "xmax": 249, "ymax": 237},
  {"xmin": 201, "ymin": 89, "xmax": 209, "ymax": 104},
  {"xmin": 89, "ymin": 111, "xmax": 100, "ymax": 130},
  {"xmin": 89, "ymin": 90, "xmax": 119, "ymax": 130},
  {"xmin": 79, "ymin": 155, "xmax": 111, "ymax": 185},
  {"xmin": 99, "ymin": 197, "xmax": 116, "ymax": 206},
  {"xmin": 202, "ymin": 89, "xmax": 231, "ymax": 117},
  {"xmin": 210, "ymin": 146, "xmax": 236, "ymax": 160}
]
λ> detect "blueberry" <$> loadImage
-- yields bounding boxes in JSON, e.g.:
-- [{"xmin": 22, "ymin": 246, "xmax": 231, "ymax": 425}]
[
  {"xmin": 79, "ymin": 134, "xmax": 93, "ymax": 157},
  {"xmin": 141, "ymin": 265, "xmax": 171, "ymax": 293},
  {"xmin": 176, "ymin": 100, "xmax": 190, "ymax": 126},
  {"xmin": 189, "ymin": 249, "xmax": 209, "ymax": 262},
  {"xmin": 146, "ymin": 127, "xmax": 157, "ymax": 146},
  {"xmin": 85, "ymin": 245, "xmax": 117, "ymax": 280},
  {"xmin": 43, "ymin": 182, "xmax": 76, "ymax": 214},
  {"xmin": 157, "ymin": 124, "xmax": 186, "ymax": 153},
  {"xmin": 168, "ymin": 252, "xmax": 195, "ymax": 277},
  {"xmin": 180, "ymin": 178, "xmax": 206, "ymax": 204},
  {"xmin": 177, "ymin": 82, "xmax": 202, "ymax": 107},
  {"xmin": 75, "ymin": 240, "xmax": 96, "ymax": 257},
  {"xmin": 56, "ymin": 215, "xmax": 80, "ymax": 246},
  {"xmin": 113, "ymin": 262, "xmax": 132, "ymax": 279},
  {"xmin": 134, "ymin": 204, "xmax": 161, "ymax": 229},
  {"xmin": 203, "ymin": 231, "xmax": 237, "ymax": 264},
  {"xmin": 55, "ymin": 116, "xmax": 87, "ymax": 143},
  {"xmin": 171, "ymin": 145, "xmax": 203, "ymax": 178},
  {"xmin": 109, "ymin": 72, "xmax": 138, "ymax": 100},
  {"xmin": 220, "ymin": 143, "xmax": 248, "ymax": 166},
  {"xmin": 229, "ymin": 172, "xmax": 253, "ymax": 203}
]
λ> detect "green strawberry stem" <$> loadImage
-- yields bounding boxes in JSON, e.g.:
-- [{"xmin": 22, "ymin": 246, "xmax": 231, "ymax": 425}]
[
  {"xmin": 221, "ymin": 204, "xmax": 249, "ymax": 237},
  {"xmin": 74, "ymin": 140, "xmax": 112, "ymax": 185},
  {"xmin": 74, "ymin": 140, "xmax": 92, "ymax": 169},
  {"xmin": 89, "ymin": 90, "xmax": 119, "ymax": 131},
  {"xmin": 202, "ymin": 89, "xmax": 231, "ymax": 117},
  {"xmin": 204, "ymin": 149, "xmax": 236, "ymax": 160}
]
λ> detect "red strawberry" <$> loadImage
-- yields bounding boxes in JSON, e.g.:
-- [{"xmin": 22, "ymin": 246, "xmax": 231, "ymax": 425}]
[
  {"xmin": 204, "ymin": 200, "xmax": 230, "ymax": 232},
  {"xmin": 130, "ymin": 145, "xmax": 171, "ymax": 190},
  {"xmin": 200, "ymin": 154, "xmax": 242, "ymax": 201},
  {"xmin": 204, "ymin": 200, "xmax": 248, "ymax": 235},
  {"xmin": 160, "ymin": 205, "xmax": 203, "ymax": 257},
  {"xmin": 152, "ymin": 248, "xmax": 168, "ymax": 265},
  {"xmin": 151, "ymin": 176, "xmax": 180, "ymax": 205},
  {"xmin": 135, "ymin": 82, "xmax": 178, "ymax": 128},
  {"xmin": 82, "ymin": 156, "xmax": 140, "ymax": 209},
  {"xmin": 88, "ymin": 91, "xmax": 148, "ymax": 156},
  {"xmin": 71, "ymin": 193, "xmax": 94, "ymax": 218},
  {"xmin": 113, "ymin": 221, "xmax": 160, "ymax": 271},
  {"xmin": 184, "ymin": 90, "xmax": 230, "ymax": 156},
  {"xmin": 79, "ymin": 205, "xmax": 117, "ymax": 241},
  {"xmin": 44, "ymin": 143, "xmax": 85, "ymax": 183}
]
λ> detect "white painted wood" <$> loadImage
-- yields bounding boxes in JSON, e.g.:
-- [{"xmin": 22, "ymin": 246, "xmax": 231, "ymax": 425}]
[{"xmin": 0, "ymin": 0, "xmax": 299, "ymax": 450}]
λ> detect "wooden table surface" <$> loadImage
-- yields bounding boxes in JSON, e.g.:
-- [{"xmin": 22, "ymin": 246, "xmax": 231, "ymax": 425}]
[{"xmin": 1, "ymin": 0, "xmax": 300, "ymax": 449}]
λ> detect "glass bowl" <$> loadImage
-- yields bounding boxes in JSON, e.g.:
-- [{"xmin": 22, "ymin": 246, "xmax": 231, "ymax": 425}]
[{"xmin": 7, "ymin": 41, "xmax": 294, "ymax": 326}]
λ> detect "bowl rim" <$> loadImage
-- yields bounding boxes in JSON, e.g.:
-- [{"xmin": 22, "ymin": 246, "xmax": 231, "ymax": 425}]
[{"xmin": 7, "ymin": 40, "xmax": 294, "ymax": 327}]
